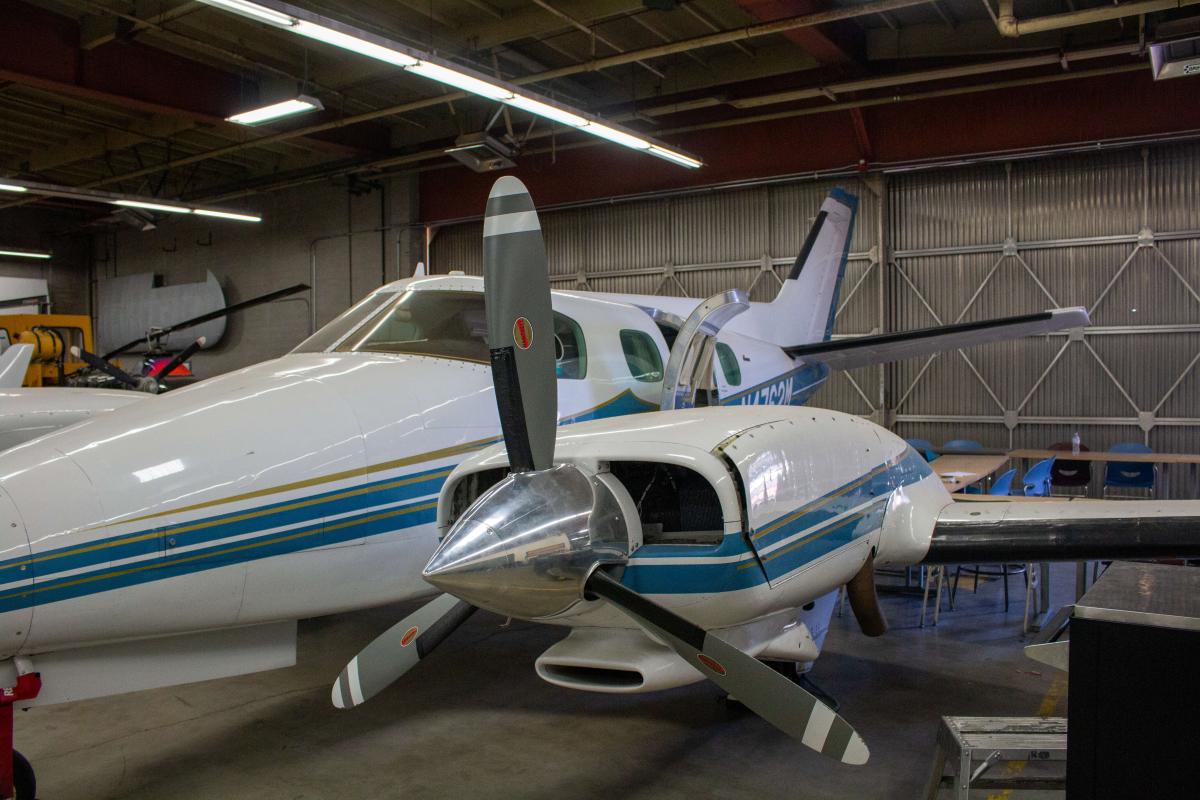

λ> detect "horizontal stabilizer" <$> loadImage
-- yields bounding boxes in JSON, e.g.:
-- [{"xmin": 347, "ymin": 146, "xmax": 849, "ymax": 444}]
[
  {"xmin": 924, "ymin": 498, "xmax": 1200, "ymax": 564},
  {"xmin": 786, "ymin": 308, "xmax": 1089, "ymax": 370}
]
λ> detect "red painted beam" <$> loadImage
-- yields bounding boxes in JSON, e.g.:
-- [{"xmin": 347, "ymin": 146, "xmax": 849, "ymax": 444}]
[
  {"xmin": 419, "ymin": 69, "xmax": 1200, "ymax": 221},
  {"xmin": 733, "ymin": 0, "xmax": 864, "ymax": 66},
  {"xmin": 0, "ymin": 1, "xmax": 387, "ymax": 156}
]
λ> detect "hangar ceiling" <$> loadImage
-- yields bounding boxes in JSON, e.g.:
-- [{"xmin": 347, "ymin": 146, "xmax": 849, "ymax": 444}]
[{"xmin": 1, "ymin": 0, "xmax": 1198, "ymax": 221}]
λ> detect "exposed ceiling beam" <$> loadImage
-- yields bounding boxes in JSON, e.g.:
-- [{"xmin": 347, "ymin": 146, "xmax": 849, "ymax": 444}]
[
  {"xmin": 529, "ymin": 0, "xmax": 665, "ymax": 79},
  {"xmin": 78, "ymin": 0, "xmax": 203, "ymax": 50},
  {"xmin": 1, "ymin": 111, "xmax": 197, "ymax": 174},
  {"xmin": 467, "ymin": 0, "xmax": 643, "ymax": 50},
  {"xmin": 733, "ymin": 0, "xmax": 864, "ymax": 66},
  {"xmin": 4, "ymin": 0, "xmax": 934, "ymax": 204}
]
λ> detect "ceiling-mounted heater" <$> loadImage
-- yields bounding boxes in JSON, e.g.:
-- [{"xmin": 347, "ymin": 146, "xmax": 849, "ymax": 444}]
[
  {"xmin": 1149, "ymin": 15, "xmax": 1200, "ymax": 81},
  {"xmin": 445, "ymin": 133, "xmax": 516, "ymax": 172}
]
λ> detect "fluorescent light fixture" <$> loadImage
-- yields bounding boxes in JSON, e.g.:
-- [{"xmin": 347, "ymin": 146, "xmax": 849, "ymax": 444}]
[
  {"xmin": 0, "ymin": 248, "xmax": 51, "ymax": 260},
  {"xmin": 197, "ymin": 0, "xmax": 703, "ymax": 169},
  {"xmin": 114, "ymin": 199, "xmax": 193, "ymax": 214},
  {"xmin": 201, "ymin": 0, "xmax": 297, "ymax": 27},
  {"xmin": 505, "ymin": 95, "xmax": 588, "ymax": 128},
  {"xmin": 407, "ymin": 62, "xmax": 513, "ymax": 100},
  {"xmin": 293, "ymin": 20, "xmax": 419, "ymax": 67},
  {"xmin": 227, "ymin": 95, "xmax": 323, "ymax": 125},
  {"xmin": 194, "ymin": 208, "xmax": 263, "ymax": 222},
  {"xmin": 587, "ymin": 124, "xmax": 652, "ymax": 150},
  {"xmin": 0, "ymin": 183, "xmax": 28, "ymax": 193},
  {"xmin": 648, "ymin": 145, "xmax": 703, "ymax": 169}
]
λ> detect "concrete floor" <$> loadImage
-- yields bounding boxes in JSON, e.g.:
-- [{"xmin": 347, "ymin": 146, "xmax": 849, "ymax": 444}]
[{"xmin": 19, "ymin": 566, "xmax": 1075, "ymax": 799}]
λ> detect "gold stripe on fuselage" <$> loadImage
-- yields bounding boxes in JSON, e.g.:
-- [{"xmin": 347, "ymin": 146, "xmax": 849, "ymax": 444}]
[
  {"xmin": 18, "ymin": 468, "xmax": 453, "ymax": 570},
  {"xmin": 750, "ymin": 463, "xmax": 889, "ymax": 542}
]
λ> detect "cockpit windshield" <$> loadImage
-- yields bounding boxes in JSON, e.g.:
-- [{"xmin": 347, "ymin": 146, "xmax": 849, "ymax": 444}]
[
  {"xmin": 292, "ymin": 289, "xmax": 588, "ymax": 378},
  {"xmin": 293, "ymin": 289, "xmax": 489, "ymax": 363}
]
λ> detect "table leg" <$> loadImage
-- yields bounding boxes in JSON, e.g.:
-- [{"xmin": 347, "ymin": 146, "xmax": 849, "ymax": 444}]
[
  {"xmin": 1075, "ymin": 561, "xmax": 1088, "ymax": 600},
  {"xmin": 1030, "ymin": 562, "xmax": 1054, "ymax": 632},
  {"xmin": 1089, "ymin": 459, "xmax": 1105, "ymax": 499}
]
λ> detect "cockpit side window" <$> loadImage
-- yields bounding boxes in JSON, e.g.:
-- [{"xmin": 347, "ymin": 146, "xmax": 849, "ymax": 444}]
[{"xmin": 554, "ymin": 313, "xmax": 587, "ymax": 379}]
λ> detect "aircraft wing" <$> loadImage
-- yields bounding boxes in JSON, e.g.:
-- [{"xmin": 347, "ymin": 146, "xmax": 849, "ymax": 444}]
[
  {"xmin": 0, "ymin": 344, "xmax": 33, "ymax": 388},
  {"xmin": 785, "ymin": 308, "xmax": 1089, "ymax": 370},
  {"xmin": 923, "ymin": 498, "xmax": 1200, "ymax": 564}
]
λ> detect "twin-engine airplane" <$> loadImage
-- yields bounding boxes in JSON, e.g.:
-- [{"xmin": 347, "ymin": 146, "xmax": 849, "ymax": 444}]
[
  {"xmin": 329, "ymin": 176, "xmax": 1200, "ymax": 770},
  {"xmin": 0, "ymin": 179, "xmax": 1131, "ymax": 795}
]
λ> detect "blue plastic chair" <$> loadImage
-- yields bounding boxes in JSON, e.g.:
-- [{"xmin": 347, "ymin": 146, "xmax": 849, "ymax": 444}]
[
  {"xmin": 943, "ymin": 439, "xmax": 983, "ymax": 452},
  {"xmin": 1104, "ymin": 442, "xmax": 1156, "ymax": 495},
  {"xmin": 989, "ymin": 469, "xmax": 1016, "ymax": 496},
  {"xmin": 1022, "ymin": 457, "xmax": 1056, "ymax": 496},
  {"xmin": 906, "ymin": 438, "xmax": 936, "ymax": 460}
]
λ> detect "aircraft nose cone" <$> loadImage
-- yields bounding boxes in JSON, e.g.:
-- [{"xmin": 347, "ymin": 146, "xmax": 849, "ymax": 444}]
[
  {"xmin": 422, "ymin": 519, "xmax": 507, "ymax": 609},
  {"xmin": 422, "ymin": 465, "xmax": 616, "ymax": 620}
]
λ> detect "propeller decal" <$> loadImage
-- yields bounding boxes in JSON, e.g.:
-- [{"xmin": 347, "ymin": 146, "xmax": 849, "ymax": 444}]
[{"xmin": 513, "ymin": 317, "xmax": 533, "ymax": 350}]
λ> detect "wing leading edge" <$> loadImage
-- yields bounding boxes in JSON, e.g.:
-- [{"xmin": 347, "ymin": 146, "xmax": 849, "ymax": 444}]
[
  {"xmin": 786, "ymin": 308, "xmax": 1089, "ymax": 370},
  {"xmin": 924, "ymin": 498, "xmax": 1200, "ymax": 564}
]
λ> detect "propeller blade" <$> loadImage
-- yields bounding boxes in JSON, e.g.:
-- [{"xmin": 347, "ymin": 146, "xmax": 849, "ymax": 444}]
[
  {"xmin": 70, "ymin": 346, "xmax": 139, "ymax": 388},
  {"xmin": 150, "ymin": 336, "xmax": 206, "ymax": 380},
  {"xmin": 483, "ymin": 176, "xmax": 556, "ymax": 473},
  {"xmin": 844, "ymin": 551, "xmax": 887, "ymax": 637},
  {"xmin": 585, "ymin": 569, "xmax": 869, "ymax": 765},
  {"xmin": 102, "ymin": 282, "xmax": 310, "ymax": 360},
  {"xmin": 331, "ymin": 593, "xmax": 476, "ymax": 709}
]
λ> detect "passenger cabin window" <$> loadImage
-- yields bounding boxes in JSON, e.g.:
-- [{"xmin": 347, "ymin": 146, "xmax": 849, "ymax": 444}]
[
  {"xmin": 293, "ymin": 289, "xmax": 587, "ymax": 377},
  {"xmin": 620, "ymin": 329, "xmax": 663, "ymax": 383},
  {"xmin": 554, "ymin": 314, "xmax": 587, "ymax": 379},
  {"xmin": 716, "ymin": 342, "xmax": 741, "ymax": 386}
]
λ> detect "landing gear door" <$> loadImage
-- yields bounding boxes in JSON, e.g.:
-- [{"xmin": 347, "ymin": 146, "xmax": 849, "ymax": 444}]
[{"xmin": 659, "ymin": 290, "xmax": 749, "ymax": 411}]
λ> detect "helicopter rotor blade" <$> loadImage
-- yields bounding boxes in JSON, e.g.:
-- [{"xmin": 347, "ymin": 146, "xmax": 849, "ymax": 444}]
[{"xmin": 102, "ymin": 282, "xmax": 310, "ymax": 360}]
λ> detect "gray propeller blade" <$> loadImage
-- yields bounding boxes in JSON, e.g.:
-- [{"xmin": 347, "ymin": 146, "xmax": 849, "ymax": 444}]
[
  {"xmin": 483, "ymin": 176, "xmax": 556, "ymax": 473},
  {"xmin": 586, "ymin": 570, "xmax": 869, "ymax": 764},
  {"xmin": 332, "ymin": 593, "xmax": 476, "ymax": 709}
]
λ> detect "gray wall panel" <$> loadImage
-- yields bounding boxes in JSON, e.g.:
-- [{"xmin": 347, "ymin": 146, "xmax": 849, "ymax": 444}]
[{"xmin": 429, "ymin": 142, "xmax": 1200, "ymax": 494}]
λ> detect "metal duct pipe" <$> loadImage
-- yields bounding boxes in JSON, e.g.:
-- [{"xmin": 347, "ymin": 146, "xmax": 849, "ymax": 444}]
[{"xmin": 995, "ymin": 0, "xmax": 1200, "ymax": 38}]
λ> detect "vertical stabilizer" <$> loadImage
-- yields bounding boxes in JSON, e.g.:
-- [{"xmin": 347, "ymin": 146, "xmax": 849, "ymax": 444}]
[{"xmin": 770, "ymin": 188, "xmax": 858, "ymax": 347}]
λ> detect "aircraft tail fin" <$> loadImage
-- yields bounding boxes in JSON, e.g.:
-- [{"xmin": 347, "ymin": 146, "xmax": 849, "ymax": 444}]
[
  {"xmin": 0, "ymin": 344, "xmax": 33, "ymax": 388},
  {"xmin": 769, "ymin": 188, "xmax": 858, "ymax": 348}
]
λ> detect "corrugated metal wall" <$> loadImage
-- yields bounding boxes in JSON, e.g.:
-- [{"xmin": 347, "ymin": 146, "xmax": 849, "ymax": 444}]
[{"xmin": 431, "ymin": 142, "xmax": 1200, "ymax": 492}]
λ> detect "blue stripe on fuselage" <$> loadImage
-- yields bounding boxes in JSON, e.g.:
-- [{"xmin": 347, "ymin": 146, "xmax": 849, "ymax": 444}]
[
  {"xmin": 0, "ymin": 466, "xmax": 451, "ymax": 587},
  {"xmin": 720, "ymin": 363, "xmax": 830, "ymax": 409},
  {"xmin": 621, "ymin": 448, "xmax": 931, "ymax": 595}
]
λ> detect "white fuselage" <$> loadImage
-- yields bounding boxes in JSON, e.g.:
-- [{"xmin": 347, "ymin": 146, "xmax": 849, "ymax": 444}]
[{"xmin": 0, "ymin": 276, "xmax": 836, "ymax": 668}]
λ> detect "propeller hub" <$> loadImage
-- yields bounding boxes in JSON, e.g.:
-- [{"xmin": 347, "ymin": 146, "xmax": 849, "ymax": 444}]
[{"xmin": 423, "ymin": 464, "xmax": 631, "ymax": 620}]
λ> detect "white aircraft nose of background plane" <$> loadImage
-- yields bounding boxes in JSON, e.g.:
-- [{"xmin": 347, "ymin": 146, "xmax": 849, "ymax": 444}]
[{"xmin": 0, "ymin": 350, "xmax": 504, "ymax": 661}]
